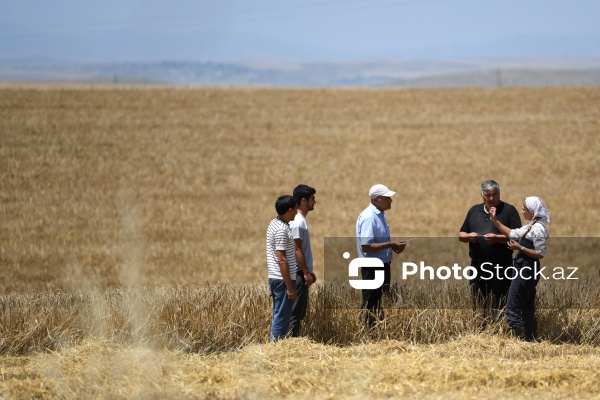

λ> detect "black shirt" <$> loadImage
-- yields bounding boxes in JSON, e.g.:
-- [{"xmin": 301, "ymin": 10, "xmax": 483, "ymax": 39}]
[{"xmin": 460, "ymin": 201, "xmax": 522, "ymax": 260}]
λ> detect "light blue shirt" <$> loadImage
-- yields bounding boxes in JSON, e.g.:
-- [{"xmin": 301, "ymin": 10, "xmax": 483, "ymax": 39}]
[{"xmin": 356, "ymin": 203, "xmax": 392, "ymax": 263}]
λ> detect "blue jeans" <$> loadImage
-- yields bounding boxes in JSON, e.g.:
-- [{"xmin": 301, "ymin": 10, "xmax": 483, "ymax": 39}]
[{"xmin": 269, "ymin": 278, "xmax": 297, "ymax": 341}]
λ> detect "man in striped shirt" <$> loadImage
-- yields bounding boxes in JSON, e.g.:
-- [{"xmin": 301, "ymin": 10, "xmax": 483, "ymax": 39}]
[{"xmin": 266, "ymin": 195, "xmax": 299, "ymax": 341}]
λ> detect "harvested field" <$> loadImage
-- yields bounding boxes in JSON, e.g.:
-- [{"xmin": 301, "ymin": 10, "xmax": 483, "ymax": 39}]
[{"xmin": 1, "ymin": 84, "xmax": 599, "ymax": 398}]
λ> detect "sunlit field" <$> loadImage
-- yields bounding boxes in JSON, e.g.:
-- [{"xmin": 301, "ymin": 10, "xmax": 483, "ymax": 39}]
[{"xmin": 1, "ymin": 84, "xmax": 599, "ymax": 398}]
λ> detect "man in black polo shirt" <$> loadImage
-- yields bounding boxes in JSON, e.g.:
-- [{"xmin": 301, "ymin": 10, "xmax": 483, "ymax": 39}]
[{"xmin": 459, "ymin": 180, "xmax": 521, "ymax": 314}]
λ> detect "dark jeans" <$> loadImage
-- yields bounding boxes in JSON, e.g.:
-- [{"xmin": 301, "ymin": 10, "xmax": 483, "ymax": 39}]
[
  {"xmin": 469, "ymin": 258, "xmax": 512, "ymax": 313},
  {"xmin": 289, "ymin": 271, "xmax": 309, "ymax": 337},
  {"xmin": 505, "ymin": 262, "xmax": 539, "ymax": 341},
  {"xmin": 360, "ymin": 262, "xmax": 390, "ymax": 328}
]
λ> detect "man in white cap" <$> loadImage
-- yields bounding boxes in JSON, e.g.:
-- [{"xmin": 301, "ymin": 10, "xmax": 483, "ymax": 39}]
[{"xmin": 356, "ymin": 184, "xmax": 406, "ymax": 328}]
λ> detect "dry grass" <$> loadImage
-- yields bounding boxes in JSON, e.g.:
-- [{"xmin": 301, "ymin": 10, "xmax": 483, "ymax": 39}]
[
  {"xmin": 1, "ymin": 84, "xmax": 600, "ymax": 398},
  {"xmin": 2, "ymin": 337, "xmax": 599, "ymax": 399},
  {"xmin": 2, "ymin": 85, "xmax": 600, "ymax": 292},
  {"xmin": 1, "ymin": 283, "xmax": 598, "ymax": 357}
]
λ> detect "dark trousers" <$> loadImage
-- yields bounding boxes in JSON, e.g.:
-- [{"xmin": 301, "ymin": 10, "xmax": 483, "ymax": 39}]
[
  {"xmin": 360, "ymin": 262, "xmax": 390, "ymax": 328},
  {"xmin": 505, "ymin": 265, "xmax": 539, "ymax": 341},
  {"xmin": 469, "ymin": 258, "xmax": 512, "ymax": 313},
  {"xmin": 289, "ymin": 271, "xmax": 309, "ymax": 337}
]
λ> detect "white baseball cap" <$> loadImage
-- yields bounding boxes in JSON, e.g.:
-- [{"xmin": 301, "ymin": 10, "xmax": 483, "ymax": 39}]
[{"xmin": 369, "ymin": 184, "xmax": 396, "ymax": 199}]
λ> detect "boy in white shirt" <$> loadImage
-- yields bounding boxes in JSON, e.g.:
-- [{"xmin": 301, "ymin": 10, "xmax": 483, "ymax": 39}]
[{"xmin": 289, "ymin": 184, "xmax": 317, "ymax": 337}]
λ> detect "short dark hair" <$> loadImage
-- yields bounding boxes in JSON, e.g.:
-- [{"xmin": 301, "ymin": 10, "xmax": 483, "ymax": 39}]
[
  {"xmin": 275, "ymin": 195, "xmax": 297, "ymax": 216},
  {"xmin": 293, "ymin": 184, "xmax": 316, "ymax": 202}
]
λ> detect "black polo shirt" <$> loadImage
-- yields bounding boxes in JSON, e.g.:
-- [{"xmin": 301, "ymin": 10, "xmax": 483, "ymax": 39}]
[{"xmin": 460, "ymin": 201, "xmax": 522, "ymax": 261}]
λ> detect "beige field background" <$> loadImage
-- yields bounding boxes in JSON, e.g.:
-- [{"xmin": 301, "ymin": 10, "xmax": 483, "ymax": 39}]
[{"xmin": 1, "ymin": 84, "xmax": 600, "ymax": 398}]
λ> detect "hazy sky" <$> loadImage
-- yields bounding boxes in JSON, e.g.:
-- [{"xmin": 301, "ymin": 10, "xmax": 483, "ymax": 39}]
[{"xmin": 1, "ymin": 0, "xmax": 600, "ymax": 62}]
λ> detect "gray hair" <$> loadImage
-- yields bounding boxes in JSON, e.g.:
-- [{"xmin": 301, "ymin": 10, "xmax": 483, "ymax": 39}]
[{"xmin": 481, "ymin": 180, "xmax": 500, "ymax": 195}]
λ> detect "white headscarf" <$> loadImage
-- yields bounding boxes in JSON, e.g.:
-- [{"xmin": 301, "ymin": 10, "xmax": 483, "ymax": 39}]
[{"xmin": 525, "ymin": 196, "xmax": 551, "ymax": 224}]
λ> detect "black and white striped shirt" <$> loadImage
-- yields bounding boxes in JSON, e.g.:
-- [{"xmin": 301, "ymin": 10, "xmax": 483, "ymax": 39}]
[{"xmin": 266, "ymin": 217, "xmax": 298, "ymax": 279}]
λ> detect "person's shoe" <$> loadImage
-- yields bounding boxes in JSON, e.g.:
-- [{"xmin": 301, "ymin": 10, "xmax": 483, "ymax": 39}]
[{"xmin": 511, "ymin": 326, "xmax": 526, "ymax": 340}]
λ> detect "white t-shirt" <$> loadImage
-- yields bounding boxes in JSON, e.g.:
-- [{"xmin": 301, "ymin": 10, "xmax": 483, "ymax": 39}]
[
  {"xmin": 266, "ymin": 218, "xmax": 298, "ymax": 279},
  {"xmin": 290, "ymin": 213, "xmax": 313, "ymax": 273}
]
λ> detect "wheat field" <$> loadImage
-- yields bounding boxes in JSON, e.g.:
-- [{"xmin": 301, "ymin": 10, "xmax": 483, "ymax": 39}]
[{"xmin": 1, "ymin": 84, "xmax": 600, "ymax": 398}]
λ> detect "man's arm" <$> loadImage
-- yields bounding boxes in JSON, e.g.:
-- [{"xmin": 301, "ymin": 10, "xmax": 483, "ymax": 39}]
[
  {"xmin": 458, "ymin": 210, "xmax": 478, "ymax": 243},
  {"xmin": 483, "ymin": 232, "xmax": 510, "ymax": 244},
  {"xmin": 276, "ymin": 250, "xmax": 297, "ymax": 300},
  {"xmin": 293, "ymin": 238, "xmax": 315, "ymax": 286},
  {"xmin": 362, "ymin": 241, "xmax": 406, "ymax": 254},
  {"xmin": 358, "ymin": 216, "xmax": 405, "ymax": 254},
  {"xmin": 459, "ymin": 231, "xmax": 479, "ymax": 243}
]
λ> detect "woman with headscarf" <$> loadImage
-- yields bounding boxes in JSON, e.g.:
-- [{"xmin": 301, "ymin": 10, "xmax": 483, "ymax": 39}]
[{"xmin": 489, "ymin": 196, "xmax": 551, "ymax": 341}]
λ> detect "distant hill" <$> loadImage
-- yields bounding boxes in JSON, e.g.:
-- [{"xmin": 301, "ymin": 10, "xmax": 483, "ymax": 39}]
[
  {"xmin": 386, "ymin": 69, "xmax": 600, "ymax": 88},
  {"xmin": 2, "ymin": 58, "xmax": 600, "ymax": 88}
]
